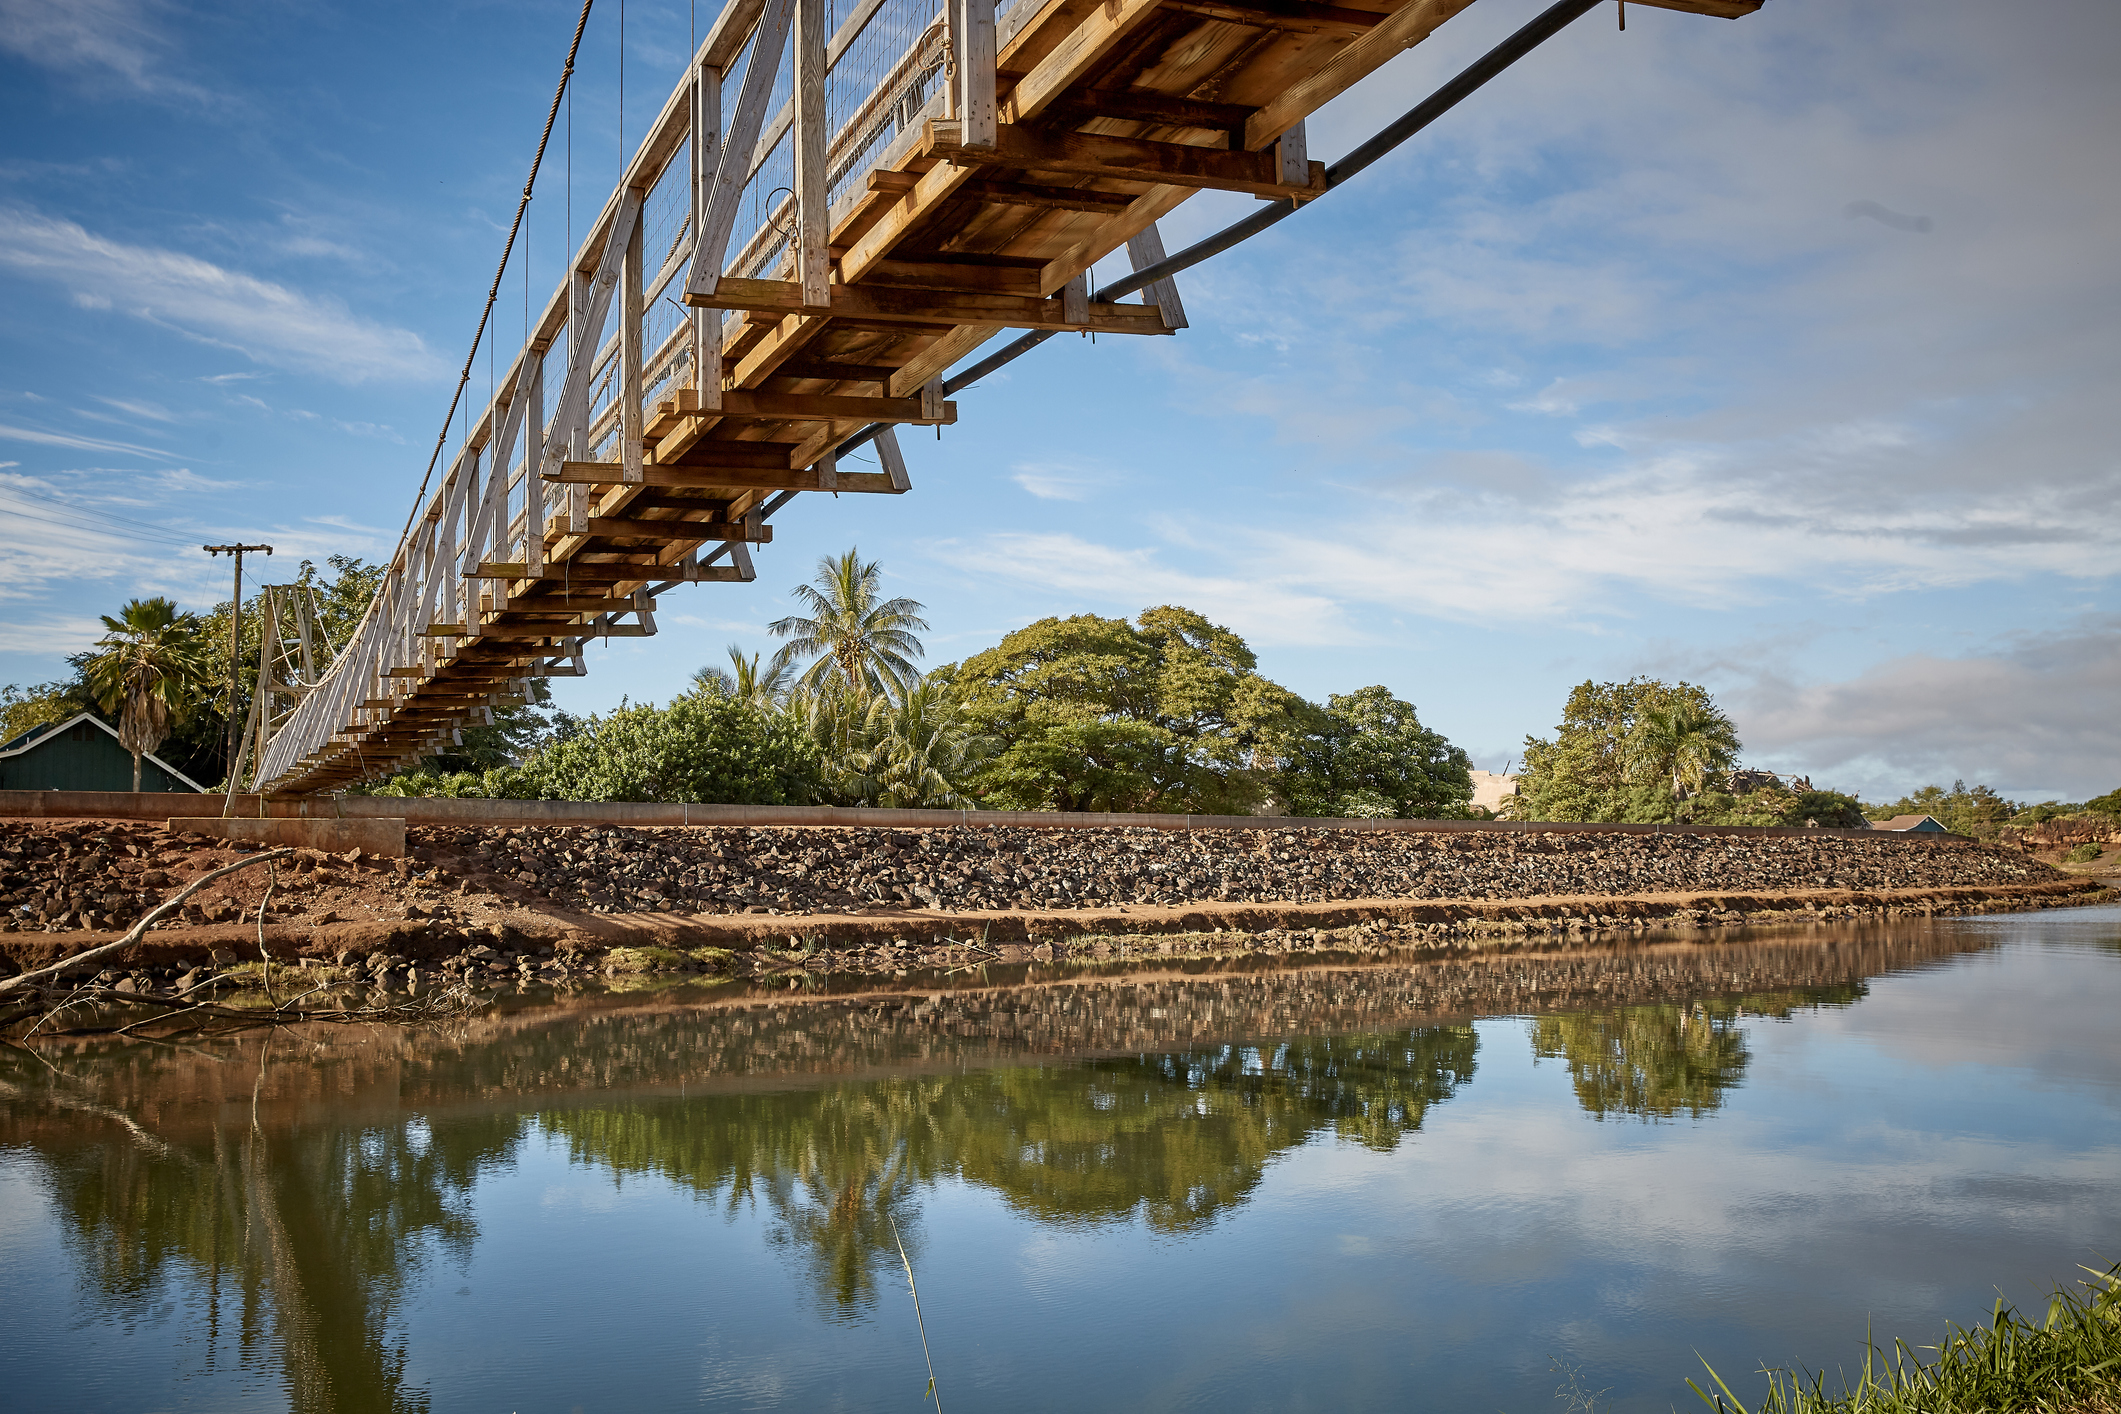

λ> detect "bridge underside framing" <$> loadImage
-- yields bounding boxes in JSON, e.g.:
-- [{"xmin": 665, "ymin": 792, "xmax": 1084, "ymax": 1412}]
[{"xmin": 258, "ymin": 0, "xmax": 1756, "ymax": 795}]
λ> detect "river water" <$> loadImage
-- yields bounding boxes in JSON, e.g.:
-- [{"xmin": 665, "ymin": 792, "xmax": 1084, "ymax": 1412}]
[{"xmin": 4, "ymin": 906, "xmax": 2118, "ymax": 1413}]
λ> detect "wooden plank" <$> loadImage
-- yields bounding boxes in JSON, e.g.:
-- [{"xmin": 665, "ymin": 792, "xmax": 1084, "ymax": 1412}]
[
  {"xmin": 1275, "ymin": 116, "xmax": 1307, "ymax": 185},
  {"xmin": 686, "ymin": 275, "xmax": 1176, "ymax": 333},
  {"xmin": 1159, "ymin": 0, "xmax": 1385, "ymax": 35},
  {"xmin": 1052, "ymin": 88, "xmax": 1256, "ymax": 140},
  {"xmin": 958, "ymin": 0, "xmax": 999, "ymax": 149},
  {"xmin": 569, "ymin": 464, "xmax": 901, "ymax": 494},
  {"xmin": 772, "ymin": 358, "xmax": 903, "ymax": 383},
  {"xmin": 719, "ymin": 388, "xmax": 957, "ymax": 423},
  {"xmin": 583, "ymin": 515, "xmax": 775, "ymax": 543},
  {"xmin": 689, "ymin": 0, "xmax": 798, "ymax": 299},
  {"xmin": 1630, "ymin": 0, "xmax": 1761, "ymax": 14},
  {"xmin": 874, "ymin": 426, "xmax": 911, "ymax": 491},
  {"xmin": 1244, "ymin": 0, "xmax": 1477, "ymax": 151},
  {"xmin": 691, "ymin": 55, "xmax": 723, "ymax": 412},
  {"xmin": 837, "ymin": 138, "xmax": 982, "ymax": 284},
  {"xmin": 867, "ymin": 258, "xmax": 1044, "ymax": 296},
  {"xmin": 998, "ymin": 0, "xmax": 1166, "ymax": 126},
  {"xmin": 621, "ymin": 204, "xmax": 645, "ymax": 484},
  {"xmin": 543, "ymin": 188, "xmax": 643, "ymax": 469},
  {"xmin": 929, "ymin": 121, "xmax": 1326, "ymax": 199},
  {"xmin": 795, "ymin": 0, "xmax": 830, "ymax": 305},
  {"xmin": 1126, "ymin": 222, "xmax": 1188, "ymax": 329},
  {"xmin": 956, "ymin": 179, "xmax": 1138, "ymax": 213}
]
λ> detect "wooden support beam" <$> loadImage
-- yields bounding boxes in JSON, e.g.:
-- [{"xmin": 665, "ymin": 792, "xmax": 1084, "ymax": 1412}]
[
  {"xmin": 772, "ymin": 358, "xmax": 904, "ymax": 383},
  {"xmin": 928, "ymin": 121, "xmax": 1325, "ymax": 199},
  {"xmin": 1630, "ymin": 0, "xmax": 1762, "ymax": 14},
  {"xmin": 685, "ymin": 275, "xmax": 1175, "ymax": 334},
  {"xmin": 1055, "ymin": 89, "xmax": 1258, "ymax": 137},
  {"xmin": 1126, "ymin": 222, "xmax": 1188, "ymax": 329},
  {"xmin": 1244, "ymin": 0, "xmax": 1477, "ymax": 152},
  {"xmin": 562, "ymin": 463, "xmax": 902, "ymax": 494},
  {"xmin": 581, "ymin": 515, "xmax": 774, "ymax": 542},
  {"xmin": 957, "ymin": 0, "xmax": 999, "ymax": 149},
  {"xmin": 620, "ymin": 198, "xmax": 646, "ymax": 484},
  {"xmin": 688, "ymin": 0, "xmax": 798, "ymax": 299},
  {"xmin": 952, "ymin": 179, "xmax": 1140, "ymax": 215},
  {"xmin": 1159, "ymin": 0, "xmax": 1385, "ymax": 35},
  {"xmin": 998, "ymin": 0, "xmax": 1165, "ymax": 126},
  {"xmin": 691, "ymin": 54, "xmax": 723, "ymax": 411},
  {"xmin": 867, "ymin": 258, "xmax": 1044, "ymax": 296},
  {"xmin": 795, "ymin": 0, "xmax": 831, "ymax": 305}
]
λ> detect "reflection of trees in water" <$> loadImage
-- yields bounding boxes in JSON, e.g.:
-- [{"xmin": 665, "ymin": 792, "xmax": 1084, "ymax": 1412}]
[
  {"xmin": 542, "ymin": 1026, "xmax": 1478, "ymax": 1312},
  {"xmin": 3, "ymin": 1045, "xmax": 520, "ymax": 1413},
  {"xmin": 1528, "ymin": 984, "xmax": 1866, "ymax": 1120}
]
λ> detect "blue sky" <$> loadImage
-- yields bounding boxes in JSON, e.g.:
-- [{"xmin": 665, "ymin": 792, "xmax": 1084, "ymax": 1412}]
[{"xmin": 1, "ymin": 0, "xmax": 2115, "ymax": 801}]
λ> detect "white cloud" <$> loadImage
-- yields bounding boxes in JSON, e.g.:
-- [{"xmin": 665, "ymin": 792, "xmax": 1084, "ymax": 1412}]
[
  {"xmin": 0, "ymin": 207, "xmax": 445, "ymax": 383},
  {"xmin": 1727, "ymin": 619, "xmax": 2121, "ymax": 800},
  {"xmin": 1010, "ymin": 461, "xmax": 1110, "ymax": 502},
  {"xmin": 933, "ymin": 532, "xmax": 1365, "ymax": 648},
  {"xmin": 0, "ymin": 420, "xmax": 180, "ymax": 461},
  {"xmin": 0, "ymin": 0, "xmax": 212, "ymax": 103},
  {"xmin": 92, "ymin": 395, "xmax": 176, "ymax": 423}
]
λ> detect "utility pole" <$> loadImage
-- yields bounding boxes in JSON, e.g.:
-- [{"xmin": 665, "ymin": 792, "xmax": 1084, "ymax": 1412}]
[{"xmin": 204, "ymin": 543, "xmax": 272, "ymax": 803}]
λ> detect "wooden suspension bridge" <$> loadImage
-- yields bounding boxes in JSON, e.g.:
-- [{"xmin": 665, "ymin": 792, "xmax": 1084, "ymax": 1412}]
[{"xmin": 254, "ymin": 0, "xmax": 1760, "ymax": 795}]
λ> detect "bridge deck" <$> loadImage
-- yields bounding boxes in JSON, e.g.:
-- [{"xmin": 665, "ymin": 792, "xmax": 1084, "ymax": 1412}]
[{"xmin": 258, "ymin": 0, "xmax": 1756, "ymax": 794}]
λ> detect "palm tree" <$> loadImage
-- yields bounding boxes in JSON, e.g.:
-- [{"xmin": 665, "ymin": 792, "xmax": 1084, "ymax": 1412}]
[
  {"xmin": 1629, "ymin": 699, "xmax": 1741, "ymax": 803},
  {"xmin": 691, "ymin": 643, "xmax": 794, "ymax": 708},
  {"xmin": 82, "ymin": 597, "xmax": 210, "ymax": 791},
  {"xmin": 768, "ymin": 550, "xmax": 929, "ymax": 698},
  {"xmin": 853, "ymin": 678, "xmax": 996, "ymax": 808}
]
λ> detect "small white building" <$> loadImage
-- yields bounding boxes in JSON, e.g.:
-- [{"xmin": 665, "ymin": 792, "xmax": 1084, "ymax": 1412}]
[{"xmin": 1469, "ymin": 770, "xmax": 1518, "ymax": 814}]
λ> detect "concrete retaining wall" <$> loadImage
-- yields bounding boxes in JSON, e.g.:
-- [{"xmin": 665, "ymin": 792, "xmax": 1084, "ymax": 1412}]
[
  {"xmin": 165, "ymin": 816, "xmax": 407, "ymax": 857},
  {"xmin": 0, "ymin": 788, "xmax": 1916, "ymax": 841}
]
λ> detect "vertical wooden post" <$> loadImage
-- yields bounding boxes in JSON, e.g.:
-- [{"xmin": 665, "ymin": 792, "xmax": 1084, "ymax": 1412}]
[
  {"xmin": 1062, "ymin": 273, "xmax": 1089, "ymax": 325},
  {"xmin": 621, "ymin": 199, "xmax": 646, "ymax": 484},
  {"xmin": 567, "ymin": 268, "xmax": 592, "ymax": 531},
  {"xmin": 795, "ymin": 0, "xmax": 830, "ymax": 306},
  {"xmin": 956, "ymin": 0, "xmax": 998, "ymax": 150},
  {"xmin": 1275, "ymin": 118, "xmax": 1308, "ymax": 184},
  {"xmin": 525, "ymin": 354, "xmax": 546, "ymax": 574},
  {"xmin": 685, "ymin": 0, "xmax": 797, "ymax": 301},
  {"xmin": 692, "ymin": 57, "xmax": 724, "ymax": 409}
]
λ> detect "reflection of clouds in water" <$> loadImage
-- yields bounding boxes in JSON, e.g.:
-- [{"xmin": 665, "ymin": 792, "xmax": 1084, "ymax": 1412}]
[
  {"xmin": 1846, "ymin": 199, "xmax": 1935, "ymax": 233},
  {"xmin": 1774, "ymin": 924, "xmax": 2121, "ymax": 1090},
  {"xmin": 0, "ymin": 1159, "xmax": 50, "ymax": 1245},
  {"xmin": 534, "ymin": 1182, "xmax": 626, "ymax": 1214}
]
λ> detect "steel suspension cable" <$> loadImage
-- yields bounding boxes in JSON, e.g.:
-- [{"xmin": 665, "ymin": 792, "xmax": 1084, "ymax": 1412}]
[{"xmin": 390, "ymin": 0, "xmax": 597, "ymax": 554}]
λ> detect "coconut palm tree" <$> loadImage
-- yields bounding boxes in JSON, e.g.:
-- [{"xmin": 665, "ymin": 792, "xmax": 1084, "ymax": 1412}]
[
  {"xmin": 768, "ymin": 550, "xmax": 929, "ymax": 698},
  {"xmin": 1629, "ymin": 699, "xmax": 1741, "ymax": 804},
  {"xmin": 691, "ymin": 643, "xmax": 794, "ymax": 707},
  {"xmin": 852, "ymin": 678, "xmax": 996, "ymax": 808},
  {"xmin": 82, "ymin": 596, "xmax": 210, "ymax": 791}
]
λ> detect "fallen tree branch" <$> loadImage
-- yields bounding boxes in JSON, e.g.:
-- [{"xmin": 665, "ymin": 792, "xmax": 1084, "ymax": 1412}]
[{"xmin": 0, "ymin": 848, "xmax": 294, "ymax": 998}]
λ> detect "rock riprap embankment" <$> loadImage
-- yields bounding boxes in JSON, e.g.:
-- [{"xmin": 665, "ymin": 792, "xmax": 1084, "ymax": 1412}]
[{"xmin": 417, "ymin": 822, "xmax": 2058, "ymax": 917}]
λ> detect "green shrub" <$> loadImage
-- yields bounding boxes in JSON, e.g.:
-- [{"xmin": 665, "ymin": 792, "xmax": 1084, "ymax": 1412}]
[
  {"xmin": 501, "ymin": 693, "xmax": 821, "ymax": 804},
  {"xmin": 2066, "ymin": 841, "xmax": 2103, "ymax": 863}
]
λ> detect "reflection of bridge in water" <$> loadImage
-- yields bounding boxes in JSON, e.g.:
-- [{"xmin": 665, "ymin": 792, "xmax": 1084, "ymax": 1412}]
[
  {"xmin": 252, "ymin": 0, "xmax": 1762, "ymax": 793},
  {"xmin": 1, "ymin": 921, "xmax": 1987, "ymax": 1398}
]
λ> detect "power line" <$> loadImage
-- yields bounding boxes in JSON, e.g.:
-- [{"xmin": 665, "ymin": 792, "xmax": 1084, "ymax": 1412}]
[{"xmin": 0, "ymin": 490, "xmax": 206, "ymax": 549}]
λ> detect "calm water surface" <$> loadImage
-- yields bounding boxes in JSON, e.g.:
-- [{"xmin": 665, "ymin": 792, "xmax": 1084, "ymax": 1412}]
[{"xmin": 4, "ymin": 908, "xmax": 2119, "ymax": 1413}]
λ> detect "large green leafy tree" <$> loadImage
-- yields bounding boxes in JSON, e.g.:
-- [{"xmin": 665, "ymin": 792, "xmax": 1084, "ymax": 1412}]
[
  {"xmin": 1514, "ymin": 678, "xmax": 1737, "ymax": 823},
  {"xmin": 1629, "ymin": 698, "xmax": 1742, "ymax": 806},
  {"xmin": 81, "ymin": 597, "xmax": 212, "ymax": 791},
  {"xmin": 936, "ymin": 607, "xmax": 1310, "ymax": 814},
  {"xmin": 1282, "ymin": 685, "xmax": 1474, "ymax": 818}
]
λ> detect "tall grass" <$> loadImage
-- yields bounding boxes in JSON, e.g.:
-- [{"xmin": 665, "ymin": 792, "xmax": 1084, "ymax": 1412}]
[{"xmin": 1691, "ymin": 1263, "xmax": 2120, "ymax": 1413}]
